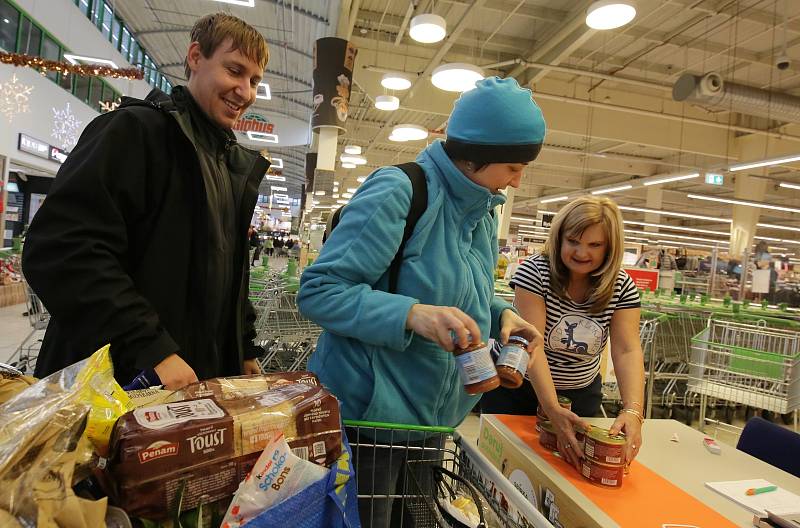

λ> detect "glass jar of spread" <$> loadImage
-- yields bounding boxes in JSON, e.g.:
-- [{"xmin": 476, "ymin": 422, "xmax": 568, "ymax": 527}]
[
  {"xmin": 453, "ymin": 342, "xmax": 500, "ymax": 395},
  {"xmin": 495, "ymin": 335, "xmax": 530, "ymax": 388}
]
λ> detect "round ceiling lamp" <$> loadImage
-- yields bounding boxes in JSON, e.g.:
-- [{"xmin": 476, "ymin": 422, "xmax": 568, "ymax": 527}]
[
  {"xmin": 409, "ymin": 14, "xmax": 446, "ymax": 43},
  {"xmin": 431, "ymin": 63, "xmax": 484, "ymax": 92},
  {"xmin": 341, "ymin": 162, "xmax": 357, "ymax": 169},
  {"xmin": 340, "ymin": 154, "xmax": 368, "ymax": 165},
  {"xmin": 585, "ymin": 1, "xmax": 637, "ymax": 30},
  {"xmin": 375, "ymin": 95, "xmax": 400, "ymax": 111},
  {"xmin": 344, "ymin": 145, "xmax": 361, "ymax": 155},
  {"xmin": 388, "ymin": 134, "xmax": 408, "ymax": 142},
  {"xmin": 381, "ymin": 72, "xmax": 413, "ymax": 91},
  {"xmin": 391, "ymin": 124, "xmax": 428, "ymax": 141}
]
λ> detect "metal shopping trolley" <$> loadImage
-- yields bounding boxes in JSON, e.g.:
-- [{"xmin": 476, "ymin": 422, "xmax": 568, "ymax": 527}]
[
  {"xmin": 250, "ymin": 269, "xmax": 321, "ymax": 373},
  {"xmin": 689, "ymin": 318, "xmax": 800, "ymax": 431},
  {"xmin": 5, "ymin": 280, "xmax": 48, "ymax": 374},
  {"xmin": 344, "ymin": 420, "xmax": 553, "ymax": 528}
]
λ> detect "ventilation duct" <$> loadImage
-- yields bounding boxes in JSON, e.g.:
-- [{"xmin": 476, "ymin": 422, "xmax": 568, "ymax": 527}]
[{"xmin": 673, "ymin": 72, "xmax": 800, "ymax": 123}]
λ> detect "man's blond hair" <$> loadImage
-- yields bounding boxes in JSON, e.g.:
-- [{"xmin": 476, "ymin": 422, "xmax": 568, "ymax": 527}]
[{"xmin": 184, "ymin": 13, "xmax": 269, "ymax": 79}]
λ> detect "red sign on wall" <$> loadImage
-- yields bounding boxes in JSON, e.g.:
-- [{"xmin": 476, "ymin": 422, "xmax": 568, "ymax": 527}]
[
  {"xmin": 233, "ymin": 113, "xmax": 275, "ymax": 133},
  {"xmin": 624, "ymin": 268, "xmax": 659, "ymax": 292}
]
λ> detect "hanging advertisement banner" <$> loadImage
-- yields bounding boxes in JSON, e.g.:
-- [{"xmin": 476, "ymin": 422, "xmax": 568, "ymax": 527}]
[{"xmin": 311, "ymin": 37, "xmax": 357, "ymax": 133}]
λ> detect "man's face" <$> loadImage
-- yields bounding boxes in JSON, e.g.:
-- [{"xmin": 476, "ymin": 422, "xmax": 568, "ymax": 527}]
[{"xmin": 186, "ymin": 38, "xmax": 263, "ymax": 129}]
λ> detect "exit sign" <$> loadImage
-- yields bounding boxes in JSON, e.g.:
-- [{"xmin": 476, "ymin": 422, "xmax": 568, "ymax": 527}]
[{"xmin": 705, "ymin": 173, "xmax": 724, "ymax": 185}]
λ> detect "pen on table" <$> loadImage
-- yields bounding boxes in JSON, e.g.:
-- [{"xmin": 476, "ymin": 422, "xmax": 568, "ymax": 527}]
[{"xmin": 746, "ymin": 485, "xmax": 778, "ymax": 496}]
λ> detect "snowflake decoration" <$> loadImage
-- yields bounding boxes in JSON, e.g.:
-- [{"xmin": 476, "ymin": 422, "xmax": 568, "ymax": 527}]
[
  {"xmin": 0, "ymin": 74, "xmax": 34, "ymax": 123},
  {"xmin": 51, "ymin": 103, "xmax": 83, "ymax": 150},
  {"xmin": 99, "ymin": 98, "xmax": 121, "ymax": 113}
]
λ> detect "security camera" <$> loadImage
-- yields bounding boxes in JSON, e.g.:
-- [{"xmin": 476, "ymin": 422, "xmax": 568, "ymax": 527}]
[{"xmin": 776, "ymin": 54, "xmax": 791, "ymax": 70}]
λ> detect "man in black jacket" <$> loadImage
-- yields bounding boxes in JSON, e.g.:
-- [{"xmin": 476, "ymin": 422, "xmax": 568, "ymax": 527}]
[{"xmin": 23, "ymin": 13, "xmax": 270, "ymax": 389}]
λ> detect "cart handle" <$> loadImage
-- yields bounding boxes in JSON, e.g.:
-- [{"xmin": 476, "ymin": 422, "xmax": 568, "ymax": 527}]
[{"xmin": 343, "ymin": 419, "xmax": 455, "ymax": 434}]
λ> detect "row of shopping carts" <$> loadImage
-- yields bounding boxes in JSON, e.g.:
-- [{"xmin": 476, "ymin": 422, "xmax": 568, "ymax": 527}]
[
  {"xmin": 611, "ymin": 303, "xmax": 800, "ymax": 432},
  {"xmin": 249, "ymin": 266, "xmax": 321, "ymax": 373}
]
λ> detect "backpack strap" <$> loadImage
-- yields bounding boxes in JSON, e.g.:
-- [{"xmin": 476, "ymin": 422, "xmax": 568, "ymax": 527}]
[{"xmin": 388, "ymin": 162, "xmax": 427, "ymax": 294}]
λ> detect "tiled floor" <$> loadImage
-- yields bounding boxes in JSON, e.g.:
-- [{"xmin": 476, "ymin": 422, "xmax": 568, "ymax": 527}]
[{"xmin": 0, "ymin": 302, "xmax": 37, "ymax": 367}]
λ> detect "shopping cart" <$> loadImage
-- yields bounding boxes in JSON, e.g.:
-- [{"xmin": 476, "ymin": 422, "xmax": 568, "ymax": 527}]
[
  {"xmin": 344, "ymin": 420, "xmax": 553, "ymax": 528},
  {"xmin": 250, "ymin": 268, "xmax": 321, "ymax": 373},
  {"xmin": 689, "ymin": 317, "xmax": 800, "ymax": 431},
  {"xmin": 5, "ymin": 281, "xmax": 48, "ymax": 374}
]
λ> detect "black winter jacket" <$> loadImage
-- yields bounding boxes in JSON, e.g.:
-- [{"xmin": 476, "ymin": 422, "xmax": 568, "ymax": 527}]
[{"xmin": 23, "ymin": 88, "xmax": 268, "ymax": 384}]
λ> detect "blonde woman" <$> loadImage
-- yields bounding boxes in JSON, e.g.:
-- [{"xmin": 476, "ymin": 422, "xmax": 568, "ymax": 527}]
[{"xmin": 482, "ymin": 196, "xmax": 645, "ymax": 466}]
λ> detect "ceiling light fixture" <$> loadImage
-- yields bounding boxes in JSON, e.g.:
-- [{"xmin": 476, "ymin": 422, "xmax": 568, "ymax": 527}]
[
  {"xmin": 357, "ymin": 176, "xmax": 367, "ymax": 183},
  {"xmin": 340, "ymin": 154, "xmax": 368, "ymax": 165},
  {"xmin": 623, "ymin": 220, "xmax": 728, "ymax": 236},
  {"xmin": 346, "ymin": 187, "xmax": 358, "ymax": 192},
  {"xmin": 626, "ymin": 228, "xmax": 728, "ymax": 245},
  {"xmin": 388, "ymin": 134, "xmax": 408, "ymax": 142},
  {"xmin": 265, "ymin": 175, "xmax": 286, "ymax": 182},
  {"xmin": 375, "ymin": 95, "xmax": 400, "ymax": 111},
  {"xmin": 269, "ymin": 158, "xmax": 283, "ymax": 169},
  {"xmin": 409, "ymin": 13, "xmax": 446, "ymax": 43},
  {"xmin": 342, "ymin": 193, "xmax": 353, "ymax": 199},
  {"xmin": 643, "ymin": 172, "xmax": 700, "ymax": 186},
  {"xmin": 391, "ymin": 124, "xmax": 428, "ymax": 141},
  {"xmin": 63, "ymin": 54, "xmax": 119, "ymax": 68},
  {"xmin": 431, "ymin": 63, "xmax": 484, "ymax": 92},
  {"xmin": 757, "ymin": 222, "xmax": 800, "ymax": 233},
  {"xmin": 381, "ymin": 72, "xmax": 413, "ymax": 91},
  {"xmin": 618, "ymin": 205, "xmax": 731, "ymax": 223},
  {"xmin": 585, "ymin": 1, "xmax": 637, "ymax": 30},
  {"xmin": 344, "ymin": 145, "xmax": 361, "ymax": 155},
  {"xmin": 540, "ymin": 196, "xmax": 570, "ymax": 204},
  {"xmin": 511, "ymin": 216, "xmax": 537, "ymax": 222},
  {"xmin": 213, "ymin": 0, "xmax": 255, "ymax": 6},
  {"xmin": 657, "ymin": 240, "xmax": 721, "ymax": 249},
  {"xmin": 341, "ymin": 162, "xmax": 357, "ymax": 169},
  {"xmin": 314, "ymin": 190, "xmax": 326, "ymax": 196},
  {"xmin": 271, "ymin": 186, "xmax": 287, "ymax": 192},
  {"xmin": 336, "ymin": 199, "xmax": 349, "ymax": 204},
  {"xmin": 256, "ymin": 82, "xmax": 271, "ymax": 100},
  {"xmin": 591, "ymin": 184, "xmax": 633, "ymax": 195},
  {"xmin": 730, "ymin": 154, "xmax": 800, "ymax": 172},
  {"xmin": 687, "ymin": 193, "xmax": 800, "ymax": 214},
  {"xmin": 779, "ymin": 182, "xmax": 800, "ymax": 190},
  {"xmin": 247, "ymin": 131, "xmax": 279, "ymax": 143}
]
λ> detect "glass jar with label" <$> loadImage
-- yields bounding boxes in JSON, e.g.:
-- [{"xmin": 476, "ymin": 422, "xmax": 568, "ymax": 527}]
[
  {"xmin": 495, "ymin": 335, "xmax": 530, "ymax": 388},
  {"xmin": 453, "ymin": 342, "xmax": 500, "ymax": 395}
]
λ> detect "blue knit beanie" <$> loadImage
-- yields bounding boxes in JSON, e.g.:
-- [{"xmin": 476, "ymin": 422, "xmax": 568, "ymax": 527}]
[{"xmin": 445, "ymin": 76, "xmax": 546, "ymax": 164}]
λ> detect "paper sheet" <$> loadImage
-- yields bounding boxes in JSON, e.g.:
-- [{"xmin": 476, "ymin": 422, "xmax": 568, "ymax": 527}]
[{"xmin": 705, "ymin": 479, "xmax": 800, "ymax": 517}]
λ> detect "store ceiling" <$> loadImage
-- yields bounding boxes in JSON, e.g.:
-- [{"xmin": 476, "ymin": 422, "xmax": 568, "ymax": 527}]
[{"xmin": 115, "ymin": 0, "xmax": 800, "ymax": 244}]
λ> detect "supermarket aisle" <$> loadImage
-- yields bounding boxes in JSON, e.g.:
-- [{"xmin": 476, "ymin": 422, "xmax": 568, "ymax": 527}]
[{"xmin": 0, "ymin": 303, "xmax": 32, "ymax": 364}]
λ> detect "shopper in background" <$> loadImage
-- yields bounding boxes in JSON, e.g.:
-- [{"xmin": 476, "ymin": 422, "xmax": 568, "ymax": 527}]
[
  {"xmin": 299, "ymin": 77, "xmax": 546, "ymax": 527},
  {"xmin": 481, "ymin": 196, "xmax": 645, "ymax": 468},
  {"xmin": 263, "ymin": 235, "xmax": 274, "ymax": 257},
  {"xmin": 250, "ymin": 226, "xmax": 263, "ymax": 266},
  {"xmin": 22, "ymin": 13, "xmax": 269, "ymax": 389}
]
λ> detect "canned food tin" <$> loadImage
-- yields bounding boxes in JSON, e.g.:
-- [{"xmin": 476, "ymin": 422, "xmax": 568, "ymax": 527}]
[
  {"xmin": 581, "ymin": 458, "xmax": 624, "ymax": 488},
  {"xmin": 584, "ymin": 427, "xmax": 626, "ymax": 465},
  {"xmin": 536, "ymin": 396, "xmax": 571, "ymax": 423},
  {"xmin": 538, "ymin": 421, "xmax": 558, "ymax": 451}
]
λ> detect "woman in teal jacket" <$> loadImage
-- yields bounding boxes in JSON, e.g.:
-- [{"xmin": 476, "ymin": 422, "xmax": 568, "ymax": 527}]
[{"xmin": 298, "ymin": 77, "xmax": 546, "ymax": 527}]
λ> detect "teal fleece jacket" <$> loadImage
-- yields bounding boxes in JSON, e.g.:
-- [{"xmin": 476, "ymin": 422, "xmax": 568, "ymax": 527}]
[{"xmin": 298, "ymin": 140, "xmax": 515, "ymax": 427}]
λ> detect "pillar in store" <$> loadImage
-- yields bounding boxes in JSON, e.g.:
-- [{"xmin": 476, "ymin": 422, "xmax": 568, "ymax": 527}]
[
  {"xmin": 310, "ymin": 37, "xmax": 357, "ymax": 197},
  {"xmin": 644, "ymin": 186, "xmax": 662, "ymax": 234},
  {"xmin": 497, "ymin": 187, "xmax": 515, "ymax": 244},
  {"xmin": 729, "ymin": 173, "xmax": 767, "ymax": 258}
]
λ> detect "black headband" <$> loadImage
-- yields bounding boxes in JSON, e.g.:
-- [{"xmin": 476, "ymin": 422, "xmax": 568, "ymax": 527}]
[{"xmin": 444, "ymin": 138, "xmax": 543, "ymax": 164}]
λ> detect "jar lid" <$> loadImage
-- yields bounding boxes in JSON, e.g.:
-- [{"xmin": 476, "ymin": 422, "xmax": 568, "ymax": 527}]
[
  {"xmin": 508, "ymin": 335, "xmax": 530, "ymax": 347},
  {"xmin": 587, "ymin": 426, "xmax": 626, "ymax": 445}
]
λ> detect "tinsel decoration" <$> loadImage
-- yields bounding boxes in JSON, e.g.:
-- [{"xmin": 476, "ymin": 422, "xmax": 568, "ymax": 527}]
[{"xmin": 0, "ymin": 52, "xmax": 143, "ymax": 80}]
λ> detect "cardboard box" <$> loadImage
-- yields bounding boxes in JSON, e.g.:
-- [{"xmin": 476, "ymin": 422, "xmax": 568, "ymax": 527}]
[{"xmin": 478, "ymin": 415, "xmax": 616, "ymax": 528}]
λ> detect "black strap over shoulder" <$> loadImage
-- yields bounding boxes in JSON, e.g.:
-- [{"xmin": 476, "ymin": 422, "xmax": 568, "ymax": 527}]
[{"xmin": 388, "ymin": 162, "xmax": 427, "ymax": 293}]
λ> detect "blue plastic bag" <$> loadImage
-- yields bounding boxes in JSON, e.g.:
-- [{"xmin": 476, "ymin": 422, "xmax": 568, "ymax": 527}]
[{"xmin": 244, "ymin": 434, "xmax": 361, "ymax": 528}]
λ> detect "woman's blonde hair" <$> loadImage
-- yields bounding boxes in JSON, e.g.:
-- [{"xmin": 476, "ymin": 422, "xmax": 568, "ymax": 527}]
[
  {"xmin": 184, "ymin": 13, "xmax": 269, "ymax": 79},
  {"xmin": 543, "ymin": 196, "xmax": 625, "ymax": 313}
]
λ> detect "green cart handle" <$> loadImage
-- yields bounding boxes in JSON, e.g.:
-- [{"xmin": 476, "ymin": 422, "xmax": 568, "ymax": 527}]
[{"xmin": 343, "ymin": 419, "xmax": 455, "ymax": 434}]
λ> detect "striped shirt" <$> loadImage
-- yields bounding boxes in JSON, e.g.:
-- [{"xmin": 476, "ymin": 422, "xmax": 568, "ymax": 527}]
[{"xmin": 510, "ymin": 254, "xmax": 640, "ymax": 389}]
